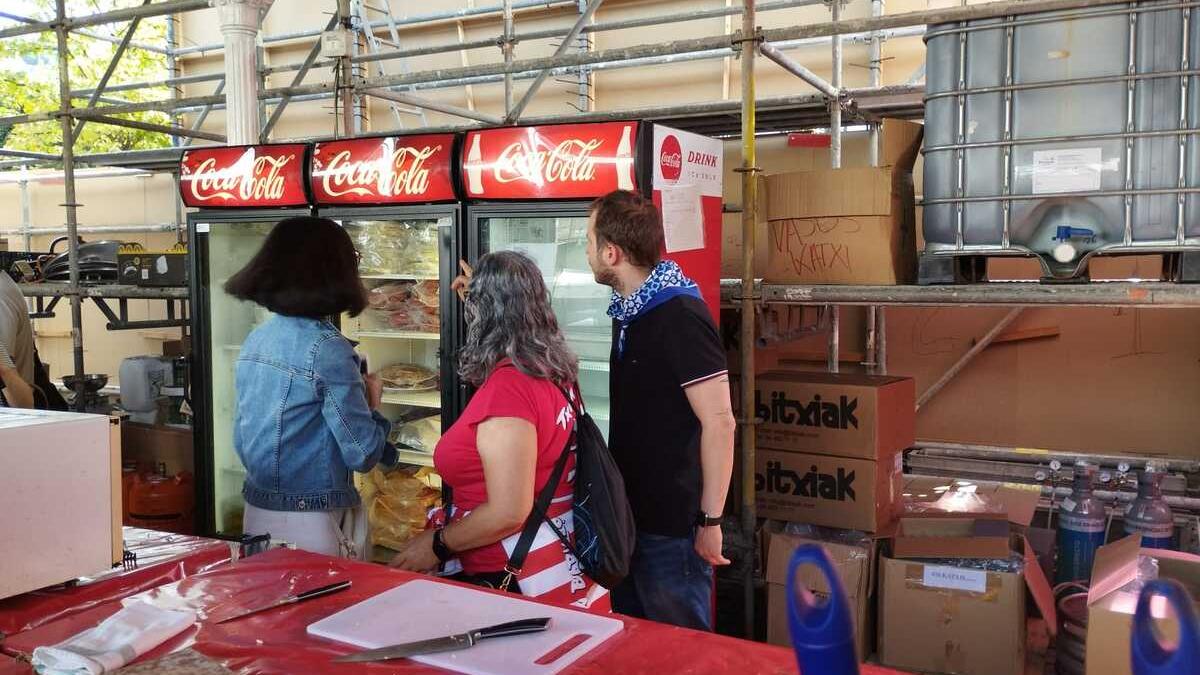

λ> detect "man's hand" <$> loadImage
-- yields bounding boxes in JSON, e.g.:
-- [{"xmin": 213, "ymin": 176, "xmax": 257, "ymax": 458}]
[
  {"xmin": 364, "ymin": 373, "xmax": 383, "ymax": 411},
  {"xmin": 451, "ymin": 259, "xmax": 474, "ymax": 301},
  {"xmin": 0, "ymin": 362, "xmax": 34, "ymax": 409},
  {"xmin": 695, "ymin": 525, "xmax": 730, "ymax": 566}
]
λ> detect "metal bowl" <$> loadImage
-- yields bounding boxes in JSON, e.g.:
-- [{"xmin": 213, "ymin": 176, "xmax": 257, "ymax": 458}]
[{"xmin": 63, "ymin": 374, "xmax": 109, "ymax": 394}]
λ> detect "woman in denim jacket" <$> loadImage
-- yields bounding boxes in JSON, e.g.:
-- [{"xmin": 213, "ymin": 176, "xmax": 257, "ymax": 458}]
[{"xmin": 225, "ymin": 216, "xmax": 397, "ymax": 559}]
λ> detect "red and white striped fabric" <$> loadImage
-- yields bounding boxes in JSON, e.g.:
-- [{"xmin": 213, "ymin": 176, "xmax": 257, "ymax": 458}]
[
  {"xmin": 429, "ymin": 498, "xmax": 610, "ymax": 613},
  {"xmin": 497, "ymin": 492, "xmax": 610, "ymax": 612}
]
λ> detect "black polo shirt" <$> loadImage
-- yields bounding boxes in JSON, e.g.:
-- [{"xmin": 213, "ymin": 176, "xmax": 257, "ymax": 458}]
[{"xmin": 609, "ymin": 294, "xmax": 729, "ymax": 538}]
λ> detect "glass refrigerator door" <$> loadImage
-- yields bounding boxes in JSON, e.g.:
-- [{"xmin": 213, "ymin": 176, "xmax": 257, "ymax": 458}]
[
  {"xmin": 481, "ymin": 215, "xmax": 611, "ymax": 439},
  {"xmin": 204, "ymin": 221, "xmax": 274, "ymax": 534},
  {"xmin": 341, "ymin": 218, "xmax": 448, "ymax": 469}
]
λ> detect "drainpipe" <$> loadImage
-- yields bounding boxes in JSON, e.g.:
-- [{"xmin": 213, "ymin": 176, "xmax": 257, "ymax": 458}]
[{"xmin": 210, "ymin": 0, "xmax": 274, "ymax": 144}]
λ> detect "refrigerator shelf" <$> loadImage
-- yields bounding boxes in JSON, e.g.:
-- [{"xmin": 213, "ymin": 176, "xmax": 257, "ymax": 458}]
[
  {"xmin": 395, "ymin": 450, "xmax": 435, "ymax": 468},
  {"xmin": 360, "ymin": 273, "xmax": 439, "ymax": 281},
  {"xmin": 352, "ymin": 330, "xmax": 439, "ymax": 341},
  {"xmin": 382, "ymin": 390, "xmax": 441, "ymax": 408},
  {"xmin": 578, "ymin": 359, "xmax": 609, "ymax": 373}
]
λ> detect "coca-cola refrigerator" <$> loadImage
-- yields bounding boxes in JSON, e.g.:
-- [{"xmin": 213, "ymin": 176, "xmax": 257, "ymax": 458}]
[
  {"xmin": 310, "ymin": 134, "xmax": 463, "ymax": 469},
  {"xmin": 461, "ymin": 121, "xmax": 724, "ymax": 440},
  {"xmin": 182, "ymin": 143, "xmax": 313, "ymax": 535}
]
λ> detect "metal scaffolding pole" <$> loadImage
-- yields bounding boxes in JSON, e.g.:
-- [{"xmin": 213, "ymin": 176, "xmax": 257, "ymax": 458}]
[
  {"xmin": 77, "ymin": 112, "xmax": 227, "ymax": 142},
  {"xmin": 261, "ymin": 14, "xmax": 338, "ymax": 142},
  {"xmin": 916, "ymin": 308, "xmax": 1024, "ymax": 411},
  {"xmin": 173, "ymin": 0, "xmax": 578, "ymax": 56},
  {"xmin": 759, "ymin": 41, "xmax": 839, "ymax": 98},
  {"xmin": 365, "ymin": 89, "xmax": 500, "ymax": 125},
  {"xmin": 830, "ymin": 0, "xmax": 843, "ymax": 168},
  {"xmin": 0, "ymin": 0, "xmax": 210, "ymax": 40},
  {"xmin": 54, "ymin": 0, "xmax": 85, "ymax": 409},
  {"xmin": 502, "ymin": 0, "xmax": 515, "ymax": 114},
  {"xmin": 72, "ymin": 1, "xmax": 149, "ymax": 145},
  {"xmin": 737, "ymin": 0, "xmax": 760, "ymax": 641},
  {"xmin": 505, "ymin": 0, "xmax": 603, "ymax": 123}
]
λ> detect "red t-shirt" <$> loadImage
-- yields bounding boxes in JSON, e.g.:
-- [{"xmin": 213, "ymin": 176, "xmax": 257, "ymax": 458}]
[{"xmin": 433, "ymin": 362, "xmax": 575, "ymax": 573}]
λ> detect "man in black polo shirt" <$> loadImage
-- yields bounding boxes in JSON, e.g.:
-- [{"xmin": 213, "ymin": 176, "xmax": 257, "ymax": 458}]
[{"xmin": 586, "ymin": 189, "xmax": 736, "ymax": 631}]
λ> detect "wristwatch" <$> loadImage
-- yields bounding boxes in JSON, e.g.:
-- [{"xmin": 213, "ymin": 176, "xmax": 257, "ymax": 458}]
[
  {"xmin": 432, "ymin": 527, "xmax": 454, "ymax": 562},
  {"xmin": 695, "ymin": 511, "xmax": 722, "ymax": 528}
]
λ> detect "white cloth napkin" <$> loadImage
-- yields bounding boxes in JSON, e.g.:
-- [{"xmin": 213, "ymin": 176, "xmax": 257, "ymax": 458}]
[{"xmin": 31, "ymin": 601, "xmax": 196, "ymax": 675}]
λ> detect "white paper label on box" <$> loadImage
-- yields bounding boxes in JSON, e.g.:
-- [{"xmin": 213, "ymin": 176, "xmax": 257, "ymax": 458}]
[
  {"xmin": 661, "ymin": 184, "xmax": 705, "ymax": 253},
  {"xmin": 196, "ymin": 223, "xmax": 210, "ymax": 233},
  {"xmin": 1031, "ymin": 147, "xmax": 1103, "ymax": 195},
  {"xmin": 922, "ymin": 565, "xmax": 988, "ymax": 594}
]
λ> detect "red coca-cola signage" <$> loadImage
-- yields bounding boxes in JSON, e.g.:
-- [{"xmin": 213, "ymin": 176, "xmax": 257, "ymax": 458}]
[
  {"xmin": 310, "ymin": 134, "xmax": 458, "ymax": 205},
  {"xmin": 462, "ymin": 122, "xmax": 640, "ymax": 200},
  {"xmin": 179, "ymin": 144, "xmax": 309, "ymax": 208}
]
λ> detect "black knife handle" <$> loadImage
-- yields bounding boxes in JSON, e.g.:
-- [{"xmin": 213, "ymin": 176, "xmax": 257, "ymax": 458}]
[
  {"xmin": 474, "ymin": 617, "xmax": 552, "ymax": 641},
  {"xmin": 295, "ymin": 580, "xmax": 352, "ymax": 602}
]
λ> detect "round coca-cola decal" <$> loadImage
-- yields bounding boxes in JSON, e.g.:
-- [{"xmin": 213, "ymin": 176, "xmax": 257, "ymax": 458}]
[{"xmin": 659, "ymin": 134, "xmax": 683, "ymax": 183}]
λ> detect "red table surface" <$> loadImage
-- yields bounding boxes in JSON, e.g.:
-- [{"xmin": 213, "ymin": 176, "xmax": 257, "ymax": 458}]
[
  {"xmin": 1, "ymin": 547, "xmax": 906, "ymax": 674},
  {"xmin": 0, "ymin": 527, "xmax": 231, "ymax": 637}
]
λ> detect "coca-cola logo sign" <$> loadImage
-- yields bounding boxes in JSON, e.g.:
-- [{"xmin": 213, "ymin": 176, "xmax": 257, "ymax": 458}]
[
  {"xmin": 463, "ymin": 122, "xmax": 640, "ymax": 200},
  {"xmin": 179, "ymin": 145, "xmax": 309, "ymax": 208},
  {"xmin": 310, "ymin": 134, "xmax": 457, "ymax": 205},
  {"xmin": 659, "ymin": 134, "xmax": 682, "ymax": 183}
]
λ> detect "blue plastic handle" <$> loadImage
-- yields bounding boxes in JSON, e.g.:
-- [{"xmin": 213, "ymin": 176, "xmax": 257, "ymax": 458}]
[
  {"xmin": 1131, "ymin": 579, "xmax": 1200, "ymax": 675},
  {"xmin": 786, "ymin": 543, "xmax": 860, "ymax": 675}
]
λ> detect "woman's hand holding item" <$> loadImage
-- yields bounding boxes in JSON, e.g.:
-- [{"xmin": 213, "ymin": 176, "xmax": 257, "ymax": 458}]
[
  {"xmin": 389, "ymin": 528, "xmax": 439, "ymax": 572},
  {"xmin": 364, "ymin": 373, "xmax": 383, "ymax": 411}
]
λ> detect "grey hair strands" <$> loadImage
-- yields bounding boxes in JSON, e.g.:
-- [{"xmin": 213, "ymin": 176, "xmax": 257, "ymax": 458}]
[{"xmin": 458, "ymin": 250, "xmax": 579, "ymax": 386}]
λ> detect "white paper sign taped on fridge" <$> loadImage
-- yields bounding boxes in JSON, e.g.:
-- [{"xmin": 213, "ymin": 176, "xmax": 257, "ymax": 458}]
[
  {"xmin": 661, "ymin": 184, "xmax": 705, "ymax": 253},
  {"xmin": 1031, "ymin": 147, "xmax": 1103, "ymax": 195},
  {"xmin": 922, "ymin": 565, "xmax": 988, "ymax": 594}
]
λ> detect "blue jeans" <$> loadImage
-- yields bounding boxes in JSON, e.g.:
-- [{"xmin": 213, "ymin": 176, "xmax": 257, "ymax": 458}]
[{"xmin": 612, "ymin": 532, "xmax": 713, "ymax": 631}]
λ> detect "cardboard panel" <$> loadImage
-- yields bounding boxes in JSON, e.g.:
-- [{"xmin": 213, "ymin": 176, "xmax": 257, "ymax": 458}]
[
  {"xmin": 753, "ymin": 371, "xmax": 916, "ymax": 460},
  {"xmin": 755, "ymin": 449, "xmax": 903, "ymax": 533}
]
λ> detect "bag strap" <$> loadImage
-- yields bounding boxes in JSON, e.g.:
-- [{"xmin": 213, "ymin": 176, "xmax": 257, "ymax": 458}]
[{"xmin": 501, "ymin": 382, "xmax": 579, "ymax": 589}]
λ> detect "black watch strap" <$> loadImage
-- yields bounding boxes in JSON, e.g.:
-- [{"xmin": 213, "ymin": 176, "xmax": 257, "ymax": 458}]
[
  {"xmin": 696, "ymin": 512, "xmax": 722, "ymax": 528},
  {"xmin": 432, "ymin": 527, "xmax": 454, "ymax": 562}
]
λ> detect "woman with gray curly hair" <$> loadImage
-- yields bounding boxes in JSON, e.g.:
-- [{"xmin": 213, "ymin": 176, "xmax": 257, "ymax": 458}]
[{"xmin": 391, "ymin": 251, "xmax": 605, "ymax": 607}]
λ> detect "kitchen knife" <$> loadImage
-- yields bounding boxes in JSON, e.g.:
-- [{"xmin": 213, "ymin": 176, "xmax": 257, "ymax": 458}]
[
  {"xmin": 330, "ymin": 617, "xmax": 552, "ymax": 663},
  {"xmin": 215, "ymin": 579, "xmax": 352, "ymax": 624}
]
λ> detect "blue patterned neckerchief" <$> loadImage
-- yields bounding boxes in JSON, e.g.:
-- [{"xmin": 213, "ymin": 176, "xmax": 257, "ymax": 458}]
[{"xmin": 607, "ymin": 259, "xmax": 702, "ymax": 359}]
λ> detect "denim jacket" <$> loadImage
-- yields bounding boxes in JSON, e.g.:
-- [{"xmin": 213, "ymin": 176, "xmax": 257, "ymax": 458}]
[{"xmin": 234, "ymin": 315, "xmax": 396, "ymax": 511}]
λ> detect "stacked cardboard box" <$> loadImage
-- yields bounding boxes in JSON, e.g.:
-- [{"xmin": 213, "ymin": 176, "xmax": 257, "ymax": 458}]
[
  {"xmin": 877, "ymin": 479, "xmax": 1055, "ymax": 675},
  {"xmin": 1085, "ymin": 534, "xmax": 1200, "ymax": 675},
  {"xmin": 765, "ymin": 529, "xmax": 877, "ymax": 660},
  {"xmin": 753, "ymin": 371, "xmax": 914, "ymax": 658},
  {"xmin": 764, "ymin": 119, "xmax": 923, "ymax": 285},
  {"xmin": 752, "ymin": 371, "xmax": 914, "ymax": 532}
]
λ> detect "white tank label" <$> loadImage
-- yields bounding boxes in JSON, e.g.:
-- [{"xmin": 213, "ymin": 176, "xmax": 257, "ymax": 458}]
[{"xmin": 1032, "ymin": 148, "xmax": 1103, "ymax": 195}]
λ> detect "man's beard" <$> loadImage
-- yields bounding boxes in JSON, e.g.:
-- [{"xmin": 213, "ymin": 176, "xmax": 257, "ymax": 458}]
[{"xmin": 592, "ymin": 262, "xmax": 618, "ymax": 289}]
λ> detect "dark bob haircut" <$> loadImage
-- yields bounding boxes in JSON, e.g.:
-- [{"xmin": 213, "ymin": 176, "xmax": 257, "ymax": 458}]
[{"xmin": 224, "ymin": 216, "xmax": 367, "ymax": 319}]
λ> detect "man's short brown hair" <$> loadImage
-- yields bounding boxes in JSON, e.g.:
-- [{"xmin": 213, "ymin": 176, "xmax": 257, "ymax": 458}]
[{"xmin": 590, "ymin": 190, "xmax": 664, "ymax": 269}]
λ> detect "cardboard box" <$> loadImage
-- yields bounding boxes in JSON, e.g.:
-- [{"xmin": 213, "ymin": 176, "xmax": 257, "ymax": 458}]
[
  {"xmin": 756, "ymin": 448, "xmax": 903, "ymax": 533},
  {"xmin": 892, "ymin": 514, "xmax": 1012, "ymax": 560},
  {"xmin": 878, "ymin": 537, "xmax": 1056, "ymax": 675},
  {"xmin": 765, "ymin": 119, "xmax": 923, "ymax": 285},
  {"xmin": 1085, "ymin": 535, "xmax": 1200, "ymax": 675},
  {"xmin": 754, "ymin": 371, "xmax": 915, "ymax": 460},
  {"xmin": 118, "ymin": 244, "xmax": 189, "ymax": 287},
  {"xmin": 766, "ymin": 531, "xmax": 876, "ymax": 659},
  {"xmin": 900, "ymin": 476, "xmax": 1043, "ymax": 530},
  {"xmin": 162, "ymin": 337, "xmax": 192, "ymax": 358},
  {"xmin": 122, "ymin": 422, "xmax": 194, "ymax": 476}
]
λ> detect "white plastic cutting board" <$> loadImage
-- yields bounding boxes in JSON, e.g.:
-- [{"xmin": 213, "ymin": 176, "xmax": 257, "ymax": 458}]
[{"xmin": 307, "ymin": 580, "xmax": 623, "ymax": 675}]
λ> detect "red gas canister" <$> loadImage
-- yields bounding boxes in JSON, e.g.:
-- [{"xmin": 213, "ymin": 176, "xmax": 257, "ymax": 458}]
[{"xmin": 126, "ymin": 469, "xmax": 194, "ymax": 535}]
